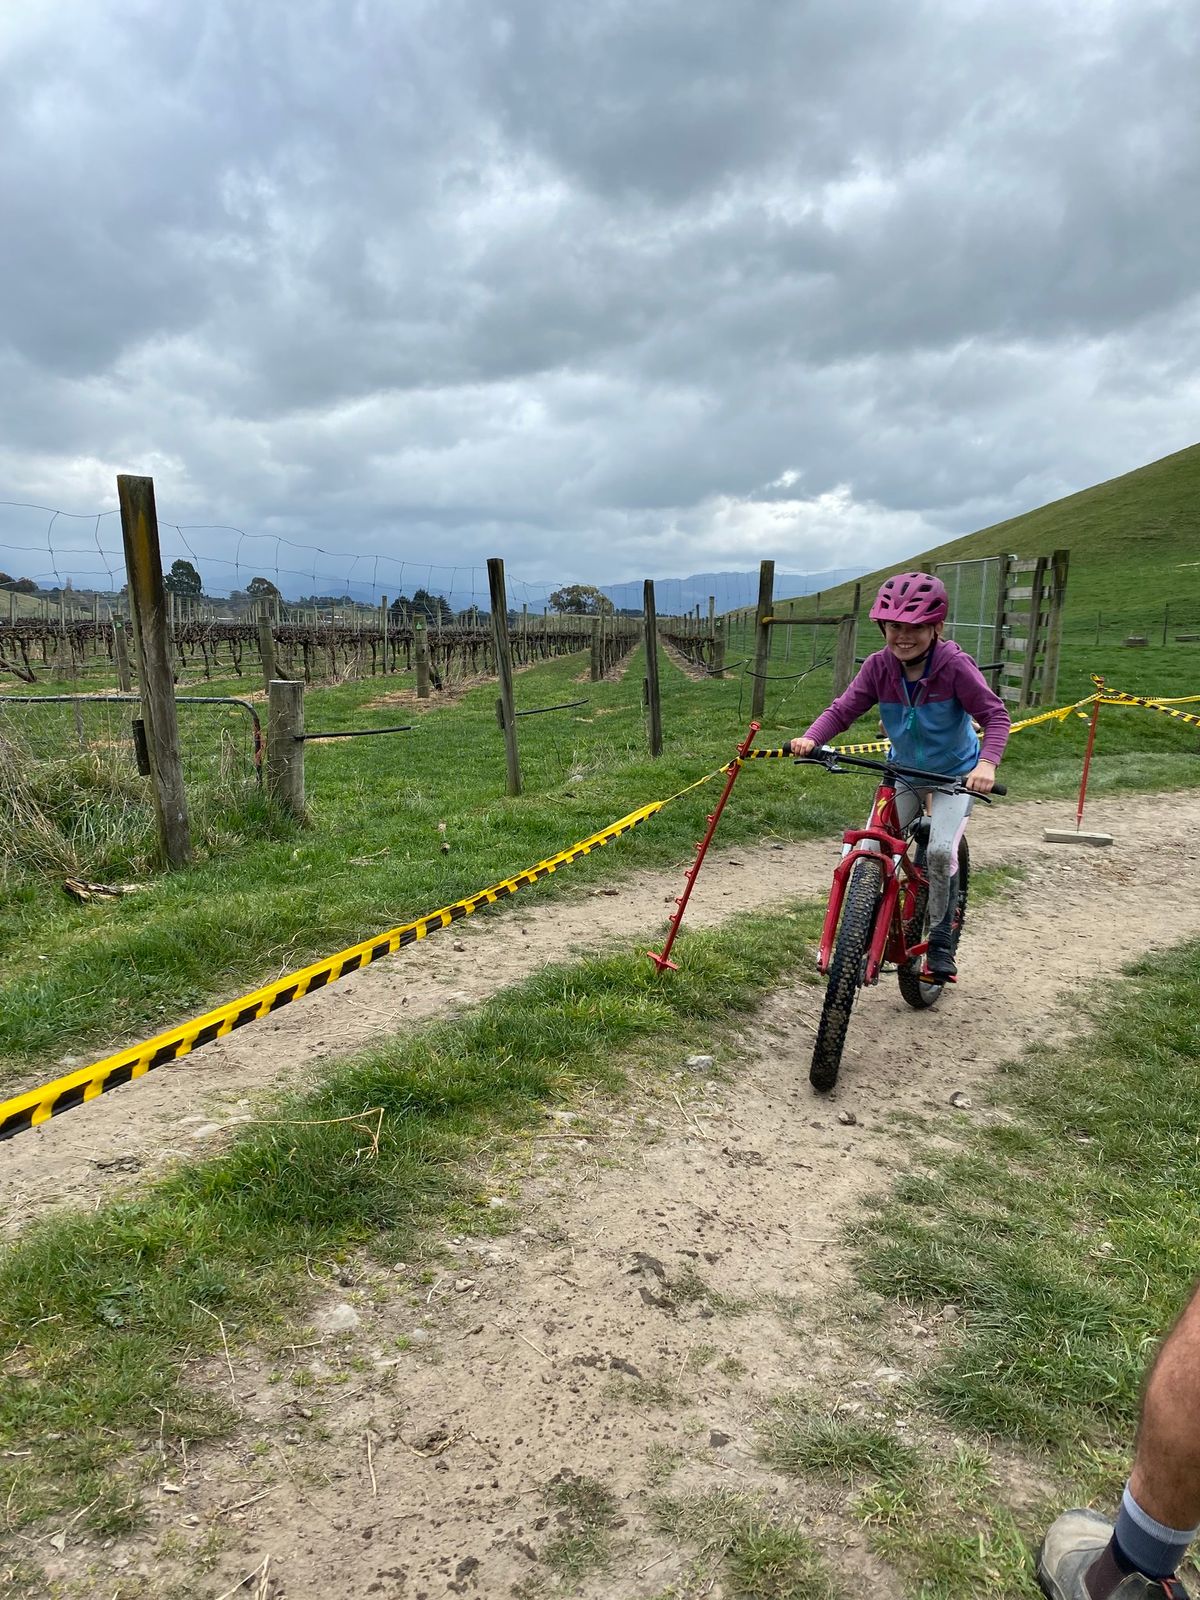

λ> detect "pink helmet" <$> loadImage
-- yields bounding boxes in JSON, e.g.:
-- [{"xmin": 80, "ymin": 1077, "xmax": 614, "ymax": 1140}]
[{"xmin": 869, "ymin": 572, "xmax": 948, "ymax": 626}]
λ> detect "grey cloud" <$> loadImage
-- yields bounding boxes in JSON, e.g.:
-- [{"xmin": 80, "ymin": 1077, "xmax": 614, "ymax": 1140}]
[{"xmin": 0, "ymin": 0, "xmax": 1198, "ymax": 589}]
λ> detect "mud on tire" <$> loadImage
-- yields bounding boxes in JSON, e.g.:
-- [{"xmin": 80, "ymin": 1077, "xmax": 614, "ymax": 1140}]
[
  {"xmin": 810, "ymin": 858, "xmax": 884, "ymax": 1093},
  {"xmin": 897, "ymin": 836, "xmax": 970, "ymax": 1011}
]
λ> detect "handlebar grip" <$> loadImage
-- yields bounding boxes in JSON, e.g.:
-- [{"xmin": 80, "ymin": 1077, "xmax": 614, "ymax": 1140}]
[{"xmin": 989, "ymin": 781, "xmax": 1007, "ymax": 796}]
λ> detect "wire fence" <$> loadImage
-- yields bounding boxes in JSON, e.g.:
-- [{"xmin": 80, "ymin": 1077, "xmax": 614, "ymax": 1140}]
[
  {"xmin": 0, "ymin": 692, "xmax": 261, "ymax": 884},
  {"xmin": 1072, "ymin": 606, "xmax": 1200, "ymax": 651},
  {"xmin": 0, "ymin": 496, "xmax": 839, "ymax": 625}
]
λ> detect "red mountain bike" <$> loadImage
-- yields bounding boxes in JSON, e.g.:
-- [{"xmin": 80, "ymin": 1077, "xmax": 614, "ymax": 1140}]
[{"xmin": 796, "ymin": 747, "xmax": 1005, "ymax": 1093}]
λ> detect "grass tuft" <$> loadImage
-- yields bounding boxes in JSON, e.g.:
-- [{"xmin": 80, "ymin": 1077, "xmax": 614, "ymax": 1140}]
[
  {"xmin": 856, "ymin": 1444, "xmax": 1044, "ymax": 1598},
  {"xmin": 539, "ymin": 1470, "xmax": 621, "ymax": 1586},
  {"xmin": 762, "ymin": 1396, "xmax": 918, "ymax": 1483},
  {"xmin": 652, "ymin": 1488, "xmax": 838, "ymax": 1600}
]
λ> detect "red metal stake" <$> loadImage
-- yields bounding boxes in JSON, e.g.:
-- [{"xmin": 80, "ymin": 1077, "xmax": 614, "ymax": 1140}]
[
  {"xmin": 648, "ymin": 721, "xmax": 761, "ymax": 972},
  {"xmin": 1076, "ymin": 681, "xmax": 1104, "ymax": 831}
]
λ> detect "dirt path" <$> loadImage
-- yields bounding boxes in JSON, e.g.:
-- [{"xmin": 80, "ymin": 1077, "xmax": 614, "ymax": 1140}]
[
  {"xmin": 24, "ymin": 786, "xmax": 1200, "ymax": 1598},
  {"xmin": 3, "ymin": 790, "xmax": 1198, "ymax": 1240}
]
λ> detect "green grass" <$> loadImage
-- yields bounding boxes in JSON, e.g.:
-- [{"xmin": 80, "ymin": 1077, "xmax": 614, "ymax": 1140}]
[
  {"xmin": 538, "ymin": 1471, "xmax": 622, "ymax": 1588},
  {"xmin": 0, "ymin": 904, "xmax": 822, "ymax": 1538},
  {"xmin": 853, "ymin": 939, "xmax": 1200, "ymax": 1471},
  {"xmin": 761, "ymin": 1398, "xmax": 918, "ymax": 1483},
  {"xmin": 0, "ymin": 717, "xmax": 284, "ymax": 884},
  {"xmin": 2, "ymin": 617, "xmax": 1194, "ymax": 1084},
  {"xmin": 759, "ymin": 1399, "xmax": 1041, "ymax": 1596},
  {"xmin": 651, "ymin": 1488, "xmax": 839, "ymax": 1600},
  {"xmin": 856, "ymin": 1445, "xmax": 1043, "ymax": 1599}
]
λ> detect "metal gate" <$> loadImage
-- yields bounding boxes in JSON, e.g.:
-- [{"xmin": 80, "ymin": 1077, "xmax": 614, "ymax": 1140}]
[
  {"xmin": 935, "ymin": 550, "xmax": 1069, "ymax": 706},
  {"xmin": 935, "ymin": 557, "xmax": 1004, "ymax": 673}
]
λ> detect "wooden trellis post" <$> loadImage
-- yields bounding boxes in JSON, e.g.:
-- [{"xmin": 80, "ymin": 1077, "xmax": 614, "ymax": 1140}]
[
  {"xmin": 112, "ymin": 617, "xmax": 132, "ymax": 692},
  {"xmin": 750, "ymin": 559, "xmax": 775, "ymax": 720},
  {"xmin": 643, "ymin": 579, "xmax": 663, "ymax": 757},
  {"xmin": 116, "ymin": 474, "xmax": 191, "ymax": 868},
  {"xmin": 488, "ymin": 558, "xmax": 522, "ymax": 796},
  {"xmin": 415, "ymin": 615, "xmax": 430, "ymax": 698},
  {"xmin": 257, "ymin": 610, "xmax": 277, "ymax": 690},
  {"xmin": 267, "ymin": 679, "xmax": 305, "ymax": 817}
]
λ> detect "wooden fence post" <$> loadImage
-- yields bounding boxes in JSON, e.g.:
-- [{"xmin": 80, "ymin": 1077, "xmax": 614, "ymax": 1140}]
[
  {"xmin": 257, "ymin": 611, "xmax": 277, "ymax": 691},
  {"xmin": 643, "ymin": 579, "xmax": 663, "ymax": 757},
  {"xmin": 590, "ymin": 616, "xmax": 602, "ymax": 682},
  {"xmin": 112, "ymin": 616, "xmax": 132, "ymax": 692},
  {"xmin": 990, "ymin": 554, "xmax": 1012, "ymax": 693},
  {"xmin": 267, "ymin": 679, "xmax": 305, "ymax": 817},
  {"xmin": 832, "ymin": 615, "xmax": 857, "ymax": 695},
  {"xmin": 1040, "ymin": 549, "xmax": 1070, "ymax": 704},
  {"xmin": 380, "ymin": 595, "xmax": 389, "ymax": 675},
  {"xmin": 750, "ymin": 559, "xmax": 775, "ymax": 720},
  {"xmin": 1018, "ymin": 556, "xmax": 1048, "ymax": 706},
  {"xmin": 712, "ymin": 615, "xmax": 726, "ymax": 679},
  {"xmin": 116, "ymin": 474, "xmax": 191, "ymax": 867},
  {"xmin": 415, "ymin": 615, "xmax": 431, "ymax": 698},
  {"xmin": 488, "ymin": 558, "xmax": 522, "ymax": 796}
]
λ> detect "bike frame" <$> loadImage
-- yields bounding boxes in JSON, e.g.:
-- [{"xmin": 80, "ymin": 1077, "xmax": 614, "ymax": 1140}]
[{"xmin": 815, "ymin": 779, "xmax": 926, "ymax": 984}]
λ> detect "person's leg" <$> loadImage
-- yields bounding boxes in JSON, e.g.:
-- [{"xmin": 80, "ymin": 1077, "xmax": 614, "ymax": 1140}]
[
  {"xmin": 1123, "ymin": 1287, "xmax": 1200, "ymax": 1562},
  {"xmin": 920, "ymin": 789, "xmax": 972, "ymax": 976},
  {"xmin": 1039, "ymin": 1282, "xmax": 1200, "ymax": 1598},
  {"xmin": 891, "ymin": 787, "xmax": 923, "ymax": 837},
  {"xmin": 924, "ymin": 788, "xmax": 973, "ymax": 928}
]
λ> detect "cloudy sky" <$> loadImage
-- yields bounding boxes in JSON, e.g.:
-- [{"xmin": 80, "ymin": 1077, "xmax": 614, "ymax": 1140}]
[{"xmin": 2, "ymin": 0, "xmax": 1198, "ymax": 604}]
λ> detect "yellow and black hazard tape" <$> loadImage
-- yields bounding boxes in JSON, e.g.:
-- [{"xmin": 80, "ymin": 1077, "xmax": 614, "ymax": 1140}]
[
  {"xmin": 743, "ymin": 680, "xmax": 1197, "ymax": 761},
  {"xmin": 0, "ymin": 779, "xmax": 734, "ymax": 1143},
  {"xmin": 743, "ymin": 737, "xmax": 907, "ymax": 758},
  {"xmin": 1103, "ymin": 698, "xmax": 1200, "ymax": 730},
  {"xmin": 1096, "ymin": 688, "xmax": 1200, "ymax": 731}
]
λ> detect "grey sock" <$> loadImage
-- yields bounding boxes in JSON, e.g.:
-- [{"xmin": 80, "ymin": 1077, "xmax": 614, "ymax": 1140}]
[{"xmin": 1113, "ymin": 1484, "xmax": 1197, "ymax": 1580}]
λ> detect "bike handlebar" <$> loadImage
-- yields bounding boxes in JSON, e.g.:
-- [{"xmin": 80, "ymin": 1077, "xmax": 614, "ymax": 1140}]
[{"xmin": 793, "ymin": 745, "xmax": 1006, "ymax": 797}]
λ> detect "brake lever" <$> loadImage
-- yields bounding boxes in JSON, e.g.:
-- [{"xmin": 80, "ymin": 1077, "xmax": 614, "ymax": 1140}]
[{"xmin": 947, "ymin": 783, "xmax": 993, "ymax": 804}]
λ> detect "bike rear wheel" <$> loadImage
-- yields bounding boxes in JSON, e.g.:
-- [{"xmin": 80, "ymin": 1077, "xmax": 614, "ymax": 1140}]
[
  {"xmin": 897, "ymin": 836, "xmax": 970, "ymax": 1010},
  {"xmin": 811, "ymin": 858, "xmax": 884, "ymax": 1093}
]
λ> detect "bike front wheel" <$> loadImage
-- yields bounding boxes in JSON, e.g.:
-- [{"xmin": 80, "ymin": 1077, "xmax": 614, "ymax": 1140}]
[
  {"xmin": 897, "ymin": 836, "xmax": 970, "ymax": 1010},
  {"xmin": 811, "ymin": 857, "xmax": 884, "ymax": 1093}
]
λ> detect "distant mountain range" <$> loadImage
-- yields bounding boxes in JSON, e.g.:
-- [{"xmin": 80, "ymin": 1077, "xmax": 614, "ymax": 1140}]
[
  {"xmin": 599, "ymin": 566, "xmax": 871, "ymax": 615},
  {"xmin": 3, "ymin": 561, "xmax": 869, "ymax": 618},
  {"xmin": 277, "ymin": 563, "xmax": 871, "ymax": 614}
]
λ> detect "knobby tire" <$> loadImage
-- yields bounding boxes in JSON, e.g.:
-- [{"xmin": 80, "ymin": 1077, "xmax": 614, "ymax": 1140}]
[
  {"xmin": 810, "ymin": 858, "xmax": 883, "ymax": 1093},
  {"xmin": 897, "ymin": 836, "xmax": 970, "ymax": 1010}
]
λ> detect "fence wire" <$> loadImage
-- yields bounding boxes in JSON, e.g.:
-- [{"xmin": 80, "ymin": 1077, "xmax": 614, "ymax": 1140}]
[{"xmin": 0, "ymin": 694, "xmax": 259, "ymax": 884}]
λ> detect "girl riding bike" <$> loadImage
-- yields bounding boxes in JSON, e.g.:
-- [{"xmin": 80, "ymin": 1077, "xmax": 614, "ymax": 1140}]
[{"xmin": 790, "ymin": 572, "xmax": 1010, "ymax": 978}]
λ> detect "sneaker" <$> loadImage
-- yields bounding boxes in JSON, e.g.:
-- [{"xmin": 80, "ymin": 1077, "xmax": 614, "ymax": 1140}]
[
  {"xmin": 1037, "ymin": 1509, "xmax": 1191, "ymax": 1598},
  {"xmin": 925, "ymin": 937, "xmax": 957, "ymax": 979}
]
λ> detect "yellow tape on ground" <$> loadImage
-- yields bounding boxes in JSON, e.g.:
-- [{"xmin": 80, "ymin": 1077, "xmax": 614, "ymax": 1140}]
[{"xmin": 1, "ymin": 782, "xmax": 730, "ymax": 1143}]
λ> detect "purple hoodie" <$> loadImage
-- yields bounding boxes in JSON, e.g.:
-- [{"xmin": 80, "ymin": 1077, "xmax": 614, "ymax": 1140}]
[{"xmin": 803, "ymin": 638, "xmax": 1010, "ymax": 775}]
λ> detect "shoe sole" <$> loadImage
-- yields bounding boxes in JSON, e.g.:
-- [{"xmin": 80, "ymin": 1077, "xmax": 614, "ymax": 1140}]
[{"xmin": 1035, "ymin": 1549, "xmax": 1064, "ymax": 1600}]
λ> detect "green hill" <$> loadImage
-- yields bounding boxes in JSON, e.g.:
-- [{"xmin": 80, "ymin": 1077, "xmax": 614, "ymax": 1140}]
[
  {"xmin": 847, "ymin": 440, "xmax": 1200, "ymax": 622},
  {"xmin": 725, "ymin": 442, "xmax": 1200, "ymax": 699}
]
